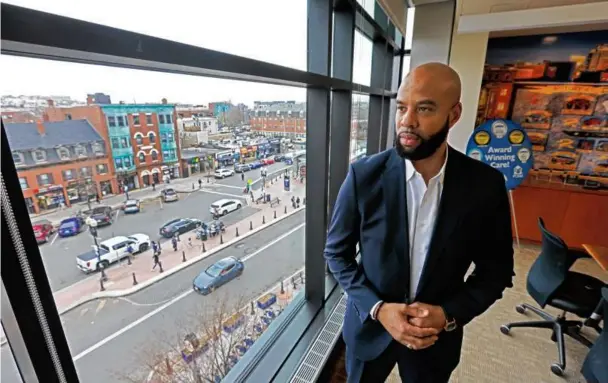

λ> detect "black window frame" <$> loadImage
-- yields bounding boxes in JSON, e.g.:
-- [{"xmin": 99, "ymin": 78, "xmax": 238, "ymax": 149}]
[{"xmin": 1, "ymin": 2, "xmax": 407, "ymax": 382}]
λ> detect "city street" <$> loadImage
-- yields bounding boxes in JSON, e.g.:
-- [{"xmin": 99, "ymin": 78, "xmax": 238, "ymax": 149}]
[
  {"xmin": 40, "ymin": 162, "xmax": 292, "ymax": 293},
  {"xmin": 1, "ymin": 210, "xmax": 306, "ymax": 383}
]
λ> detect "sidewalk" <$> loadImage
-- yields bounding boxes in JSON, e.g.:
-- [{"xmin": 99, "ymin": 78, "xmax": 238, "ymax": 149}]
[
  {"xmin": 53, "ymin": 180, "xmax": 307, "ymax": 314},
  {"xmin": 30, "ymin": 174, "xmax": 219, "ymax": 225}
]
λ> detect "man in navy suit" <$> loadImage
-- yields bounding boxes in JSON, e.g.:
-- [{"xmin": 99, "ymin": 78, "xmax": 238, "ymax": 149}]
[{"xmin": 324, "ymin": 62, "xmax": 514, "ymax": 383}]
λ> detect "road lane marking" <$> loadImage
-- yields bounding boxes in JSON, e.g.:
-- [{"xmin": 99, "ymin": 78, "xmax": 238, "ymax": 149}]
[
  {"xmin": 213, "ymin": 184, "xmax": 243, "ymax": 190},
  {"xmin": 114, "ymin": 209, "xmax": 120, "ymax": 222},
  {"xmin": 241, "ymin": 223, "xmax": 304, "ymax": 262},
  {"xmin": 95, "ymin": 300, "xmax": 106, "ymax": 315},
  {"xmin": 50, "ymin": 233, "xmax": 58, "ymax": 245},
  {"xmin": 199, "ymin": 189, "xmax": 247, "ymax": 199},
  {"xmin": 71, "ymin": 222, "xmax": 305, "ymax": 361}
]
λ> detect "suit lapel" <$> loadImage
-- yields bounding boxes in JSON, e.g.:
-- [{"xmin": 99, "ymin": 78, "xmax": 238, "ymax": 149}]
[
  {"xmin": 415, "ymin": 147, "xmax": 467, "ymax": 298},
  {"xmin": 383, "ymin": 150, "xmax": 410, "ymax": 288}
]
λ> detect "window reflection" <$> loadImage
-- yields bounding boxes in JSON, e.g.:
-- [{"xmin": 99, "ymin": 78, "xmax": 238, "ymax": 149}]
[
  {"xmin": 350, "ymin": 94, "xmax": 369, "ymax": 161},
  {"xmin": 353, "ymin": 31, "xmax": 373, "ymax": 87}
]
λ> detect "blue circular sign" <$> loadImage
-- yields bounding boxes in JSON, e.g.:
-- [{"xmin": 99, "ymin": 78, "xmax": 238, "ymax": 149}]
[{"xmin": 466, "ymin": 119, "xmax": 533, "ymax": 190}]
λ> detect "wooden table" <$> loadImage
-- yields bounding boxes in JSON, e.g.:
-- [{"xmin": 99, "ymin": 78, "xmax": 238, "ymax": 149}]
[{"xmin": 583, "ymin": 244, "xmax": 608, "ymax": 272}]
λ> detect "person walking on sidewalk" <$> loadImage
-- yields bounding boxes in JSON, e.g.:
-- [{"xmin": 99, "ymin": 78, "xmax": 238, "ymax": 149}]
[
  {"xmin": 296, "ymin": 196, "xmax": 300, "ymax": 208},
  {"xmin": 172, "ymin": 235, "xmax": 178, "ymax": 252},
  {"xmin": 241, "ymin": 172, "xmax": 245, "ymax": 182},
  {"xmin": 198, "ymin": 178, "xmax": 202, "ymax": 189},
  {"xmin": 152, "ymin": 240, "xmax": 159, "ymax": 255},
  {"xmin": 126, "ymin": 243, "xmax": 134, "ymax": 263},
  {"xmin": 152, "ymin": 251, "xmax": 160, "ymax": 271}
]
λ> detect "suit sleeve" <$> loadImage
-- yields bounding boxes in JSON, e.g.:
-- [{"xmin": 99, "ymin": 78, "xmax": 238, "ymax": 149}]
[
  {"xmin": 324, "ymin": 165, "xmax": 381, "ymax": 323},
  {"xmin": 441, "ymin": 172, "xmax": 515, "ymax": 327}
]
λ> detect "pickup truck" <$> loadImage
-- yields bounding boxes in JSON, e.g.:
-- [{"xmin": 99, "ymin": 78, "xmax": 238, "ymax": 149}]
[{"xmin": 76, "ymin": 234, "xmax": 151, "ymax": 273}]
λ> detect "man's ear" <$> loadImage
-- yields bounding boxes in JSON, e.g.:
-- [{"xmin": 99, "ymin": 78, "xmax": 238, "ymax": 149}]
[{"xmin": 449, "ymin": 102, "xmax": 462, "ymax": 128}]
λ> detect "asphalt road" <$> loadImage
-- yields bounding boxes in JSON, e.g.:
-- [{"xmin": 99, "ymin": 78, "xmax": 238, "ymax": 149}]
[
  {"xmin": 40, "ymin": 161, "xmax": 293, "ymax": 293},
  {"xmin": 1, "ymin": 210, "xmax": 306, "ymax": 383}
]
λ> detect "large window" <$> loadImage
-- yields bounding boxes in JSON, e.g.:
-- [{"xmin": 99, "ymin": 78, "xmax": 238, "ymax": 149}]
[{"xmin": 1, "ymin": 2, "xmax": 404, "ymax": 383}]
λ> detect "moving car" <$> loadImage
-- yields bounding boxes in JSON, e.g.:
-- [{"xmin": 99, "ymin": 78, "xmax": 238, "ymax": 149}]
[
  {"xmin": 262, "ymin": 158, "xmax": 275, "ymax": 165},
  {"xmin": 209, "ymin": 199, "xmax": 242, "ymax": 216},
  {"xmin": 192, "ymin": 256, "xmax": 244, "ymax": 295},
  {"xmin": 161, "ymin": 188, "xmax": 179, "ymax": 202},
  {"xmin": 123, "ymin": 199, "xmax": 141, "ymax": 214},
  {"xmin": 215, "ymin": 168, "xmax": 235, "ymax": 179},
  {"xmin": 76, "ymin": 233, "xmax": 151, "ymax": 273},
  {"xmin": 249, "ymin": 161, "xmax": 263, "ymax": 169},
  {"xmin": 58, "ymin": 217, "xmax": 85, "ymax": 238},
  {"xmin": 32, "ymin": 219, "xmax": 54, "ymax": 244},
  {"xmin": 234, "ymin": 163, "xmax": 251, "ymax": 173},
  {"xmin": 274, "ymin": 155, "xmax": 285, "ymax": 162},
  {"xmin": 89, "ymin": 205, "xmax": 113, "ymax": 226},
  {"xmin": 159, "ymin": 218, "xmax": 202, "ymax": 238}
]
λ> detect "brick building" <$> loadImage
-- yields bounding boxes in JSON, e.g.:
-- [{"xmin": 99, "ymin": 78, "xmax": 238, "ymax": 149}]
[
  {"xmin": 5, "ymin": 120, "xmax": 115, "ymax": 214},
  {"xmin": 249, "ymin": 101, "xmax": 306, "ymax": 138},
  {"xmin": 45, "ymin": 99, "xmax": 181, "ymax": 191},
  {"xmin": 2, "ymin": 110, "xmax": 37, "ymax": 123}
]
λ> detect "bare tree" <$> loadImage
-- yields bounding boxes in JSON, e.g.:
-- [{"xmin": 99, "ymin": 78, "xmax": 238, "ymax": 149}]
[
  {"xmin": 117, "ymin": 293, "xmax": 265, "ymax": 383},
  {"xmin": 74, "ymin": 177, "xmax": 96, "ymax": 211},
  {"xmin": 225, "ymin": 108, "xmax": 244, "ymax": 127}
]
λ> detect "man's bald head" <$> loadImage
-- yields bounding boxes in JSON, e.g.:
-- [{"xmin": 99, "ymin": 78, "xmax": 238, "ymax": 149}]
[
  {"xmin": 394, "ymin": 62, "xmax": 463, "ymax": 161},
  {"xmin": 403, "ymin": 62, "xmax": 462, "ymax": 105}
]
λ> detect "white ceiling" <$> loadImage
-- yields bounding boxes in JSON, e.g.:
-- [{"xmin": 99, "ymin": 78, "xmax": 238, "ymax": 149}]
[{"xmin": 460, "ymin": 0, "xmax": 608, "ymax": 15}]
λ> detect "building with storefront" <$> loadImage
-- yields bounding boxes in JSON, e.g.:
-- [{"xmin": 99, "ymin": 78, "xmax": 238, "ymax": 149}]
[
  {"xmin": 45, "ymin": 98, "xmax": 182, "ymax": 191},
  {"xmin": 5, "ymin": 120, "xmax": 115, "ymax": 214}
]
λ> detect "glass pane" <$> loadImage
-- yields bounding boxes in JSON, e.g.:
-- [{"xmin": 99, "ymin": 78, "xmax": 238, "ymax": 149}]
[
  {"xmin": 0, "ymin": 334, "xmax": 25, "ymax": 383},
  {"xmin": 353, "ymin": 31, "xmax": 373, "ymax": 87},
  {"xmin": 405, "ymin": 7, "xmax": 415, "ymax": 50},
  {"xmin": 356, "ymin": 0, "xmax": 375, "ymax": 18},
  {"xmin": 350, "ymin": 94, "xmax": 369, "ymax": 161},
  {"xmin": 2, "ymin": 54, "xmax": 306, "ymax": 382},
  {"xmin": 403, "ymin": 55, "xmax": 412, "ymax": 77},
  {"xmin": 5, "ymin": 0, "xmax": 307, "ymax": 71}
]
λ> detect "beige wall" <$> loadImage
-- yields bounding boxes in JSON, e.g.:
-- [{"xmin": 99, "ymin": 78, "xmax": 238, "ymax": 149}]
[{"xmin": 448, "ymin": 31, "xmax": 488, "ymax": 152}]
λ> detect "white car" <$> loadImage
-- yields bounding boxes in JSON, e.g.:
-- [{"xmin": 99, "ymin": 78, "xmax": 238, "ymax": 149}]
[
  {"xmin": 214, "ymin": 168, "xmax": 235, "ymax": 179},
  {"xmin": 209, "ymin": 199, "xmax": 242, "ymax": 216},
  {"xmin": 76, "ymin": 234, "xmax": 151, "ymax": 273}
]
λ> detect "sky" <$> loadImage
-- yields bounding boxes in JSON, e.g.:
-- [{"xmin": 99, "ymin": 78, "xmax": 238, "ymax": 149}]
[{"xmin": 1, "ymin": 0, "xmax": 376, "ymax": 107}]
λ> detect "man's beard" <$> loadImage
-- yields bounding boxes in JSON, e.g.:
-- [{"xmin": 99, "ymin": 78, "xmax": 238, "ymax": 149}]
[{"xmin": 395, "ymin": 118, "xmax": 450, "ymax": 161}]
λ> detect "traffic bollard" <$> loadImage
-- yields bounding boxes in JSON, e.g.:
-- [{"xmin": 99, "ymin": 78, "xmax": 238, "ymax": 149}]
[
  {"xmin": 202, "ymin": 242, "xmax": 206, "ymax": 253},
  {"xmin": 262, "ymin": 216, "xmax": 266, "ymax": 224},
  {"xmin": 284, "ymin": 206, "xmax": 287, "ymax": 214},
  {"xmin": 303, "ymin": 198, "xmax": 306, "ymax": 205},
  {"xmin": 132, "ymin": 272, "xmax": 138, "ymax": 286},
  {"xmin": 182, "ymin": 251, "xmax": 187, "ymax": 262},
  {"xmin": 236, "ymin": 227, "xmax": 239, "ymax": 237},
  {"xmin": 220, "ymin": 235, "xmax": 224, "ymax": 244},
  {"xmin": 300, "ymin": 271, "xmax": 304, "ymax": 284},
  {"xmin": 159, "ymin": 261, "xmax": 164, "ymax": 273},
  {"xmin": 250, "ymin": 301, "xmax": 255, "ymax": 315},
  {"xmin": 250, "ymin": 221, "xmax": 253, "ymax": 230},
  {"xmin": 274, "ymin": 210, "xmax": 277, "ymax": 219},
  {"xmin": 100, "ymin": 278, "xmax": 106, "ymax": 291},
  {"xmin": 280, "ymin": 281, "xmax": 285, "ymax": 294},
  {"xmin": 127, "ymin": 255, "xmax": 132, "ymax": 265},
  {"xmin": 192, "ymin": 183, "xmax": 195, "ymax": 190},
  {"xmin": 292, "ymin": 276, "xmax": 297, "ymax": 289}
]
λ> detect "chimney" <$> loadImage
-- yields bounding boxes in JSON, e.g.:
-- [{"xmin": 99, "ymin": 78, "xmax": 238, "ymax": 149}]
[
  {"xmin": 161, "ymin": 98, "xmax": 168, "ymax": 104},
  {"xmin": 86, "ymin": 95, "xmax": 94, "ymax": 105},
  {"xmin": 47, "ymin": 99, "xmax": 55, "ymax": 107},
  {"xmin": 36, "ymin": 121, "xmax": 46, "ymax": 136}
]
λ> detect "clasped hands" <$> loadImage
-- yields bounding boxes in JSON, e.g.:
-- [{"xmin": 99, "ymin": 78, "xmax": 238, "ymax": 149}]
[{"xmin": 377, "ymin": 302, "xmax": 446, "ymax": 350}]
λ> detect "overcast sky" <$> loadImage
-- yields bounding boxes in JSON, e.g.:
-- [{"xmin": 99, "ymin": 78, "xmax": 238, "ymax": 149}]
[{"xmin": 2, "ymin": 0, "xmax": 380, "ymax": 106}]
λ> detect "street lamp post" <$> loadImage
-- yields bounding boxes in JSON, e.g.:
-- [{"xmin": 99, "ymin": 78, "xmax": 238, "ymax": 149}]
[{"xmin": 87, "ymin": 217, "xmax": 107, "ymax": 281}]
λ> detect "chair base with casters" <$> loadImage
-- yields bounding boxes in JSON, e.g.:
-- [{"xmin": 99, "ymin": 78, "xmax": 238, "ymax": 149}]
[{"xmin": 500, "ymin": 272, "xmax": 604, "ymax": 377}]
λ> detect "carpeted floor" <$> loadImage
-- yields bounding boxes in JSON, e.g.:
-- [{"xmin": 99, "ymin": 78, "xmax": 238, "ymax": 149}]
[
  {"xmin": 386, "ymin": 244, "xmax": 607, "ymax": 383},
  {"xmin": 327, "ymin": 243, "xmax": 606, "ymax": 383}
]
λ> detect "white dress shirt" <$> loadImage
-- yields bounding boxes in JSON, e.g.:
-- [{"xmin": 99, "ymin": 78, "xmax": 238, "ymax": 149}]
[{"xmin": 370, "ymin": 150, "xmax": 448, "ymax": 319}]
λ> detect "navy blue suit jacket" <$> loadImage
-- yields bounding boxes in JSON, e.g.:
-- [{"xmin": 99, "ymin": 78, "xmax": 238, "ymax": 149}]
[{"xmin": 324, "ymin": 147, "xmax": 514, "ymax": 366}]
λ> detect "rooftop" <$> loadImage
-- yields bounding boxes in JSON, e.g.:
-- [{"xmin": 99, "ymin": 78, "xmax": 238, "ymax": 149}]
[{"xmin": 5, "ymin": 120, "xmax": 104, "ymax": 151}]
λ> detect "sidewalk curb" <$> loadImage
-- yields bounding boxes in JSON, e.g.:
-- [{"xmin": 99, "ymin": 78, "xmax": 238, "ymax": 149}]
[{"xmin": 56, "ymin": 205, "xmax": 306, "ymax": 315}]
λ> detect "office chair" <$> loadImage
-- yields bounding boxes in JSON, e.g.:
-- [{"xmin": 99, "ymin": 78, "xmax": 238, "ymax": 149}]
[
  {"xmin": 581, "ymin": 287, "xmax": 608, "ymax": 383},
  {"xmin": 500, "ymin": 217, "xmax": 605, "ymax": 376}
]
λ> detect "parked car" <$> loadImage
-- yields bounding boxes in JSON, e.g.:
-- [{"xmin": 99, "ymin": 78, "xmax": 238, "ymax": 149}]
[
  {"xmin": 262, "ymin": 158, "xmax": 275, "ymax": 165},
  {"xmin": 249, "ymin": 161, "xmax": 263, "ymax": 169},
  {"xmin": 76, "ymin": 234, "xmax": 151, "ymax": 273},
  {"xmin": 234, "ymin": 164, "xmax": 250, "ymax": 173},
  {"xmin": 123, "ymin": 199, "xmax": 141, "ymax": 214},
  {"xmin": 58, "ymin": 217, "xmax": 85, "ymax": 238},
  {"xmin": 209, "ymin": 199, "xmax": 242, "ymax": 217},
  {"xmin": 161, "ymin": 188, "xmax": 179, "ymax": 202},
  {"xmin": 274, "ymin": 155, "xmax": 285, "ymax": 162},
  {"xmin": 192, "ymin": 256, "xmax": 244, "ymax": 295},
  {"xmin": 89, "ymin": 205, "xmax": 113, "ymax": 226},
  {"xmin": 32, "ymin": 219, "xmax": 54, "ymax": 244},
  {"xmin": 159, "ymin": 218, "xmax": 203, "ymax": 238},
  {"xmin": 215, "ymin": 168, "xmax": 235, "ymax": 179}
]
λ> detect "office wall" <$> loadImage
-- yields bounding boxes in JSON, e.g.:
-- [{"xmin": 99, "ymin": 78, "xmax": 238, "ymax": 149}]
[{"xmin": 409, "ymin": 1, "xmax": 456, "ymax": 68}]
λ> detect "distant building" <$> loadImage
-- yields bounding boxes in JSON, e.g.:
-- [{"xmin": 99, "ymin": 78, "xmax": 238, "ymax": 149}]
[
  {"xmin": 177, "ymin": 116, "xmax": 219, "ymax": 147},
  {"xmin": 2, "ymin": 110, "xmax": 37, "ymax": 123},
  {"xmin": 5, "ymin": 120, "xmax": 115, "ymax": 214},
  {"xmin": 87, "ymin": 93, "xmax": 112, "ymax": 105},
  {"xmin": 249, "ymin": 101, "xmax": 306, "ymax": 138},
  {"xmin": 208, "ymin": 101, "xmax": 233, "ymax": 124},
  {"xmin": 45, "ymin": 97, "xmax": 181, "ymax": 190}
]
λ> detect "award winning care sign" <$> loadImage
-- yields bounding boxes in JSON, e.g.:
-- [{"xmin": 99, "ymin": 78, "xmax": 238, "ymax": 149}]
[{"xmin": 466, "ymin": 119, "xmax": 533, "ymax": 190}]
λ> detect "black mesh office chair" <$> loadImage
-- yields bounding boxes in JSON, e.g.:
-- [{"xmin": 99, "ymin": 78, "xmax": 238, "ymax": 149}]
[
  {"xmin": 581, "ymin": 287, "xmax": 608, "ymax": 383},
  {"xmin": 500, "ymin": 218, "xmax": 605, "ymax": 376}
]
